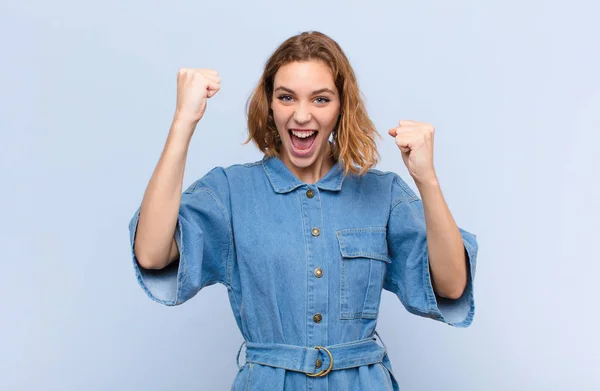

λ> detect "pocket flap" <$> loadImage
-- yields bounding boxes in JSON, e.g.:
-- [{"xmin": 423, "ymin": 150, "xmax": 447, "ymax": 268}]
[{"xmin": 336, "ymin": 227, "xmax": 391, "ymax": 263}]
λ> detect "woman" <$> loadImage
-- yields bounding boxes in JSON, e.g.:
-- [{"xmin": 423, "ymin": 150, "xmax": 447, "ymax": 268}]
[{"xmin": 129, "ymin": 31, "xmax": 478, "ymax": 390}]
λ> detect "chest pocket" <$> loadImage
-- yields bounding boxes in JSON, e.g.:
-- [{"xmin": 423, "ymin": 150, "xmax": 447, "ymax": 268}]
[{"xmin": 336, "ymin": 227, "xmax": 391, "ymax": 320}]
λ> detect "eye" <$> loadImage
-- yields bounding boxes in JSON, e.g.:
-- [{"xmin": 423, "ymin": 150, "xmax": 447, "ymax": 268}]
[
  {"xmin": 277, "ymin": 94, "xmax": 293, "ymax": 102},
  {"xmin": 315, "ymin": 97, "xmax": 331, "ymax": 104}
]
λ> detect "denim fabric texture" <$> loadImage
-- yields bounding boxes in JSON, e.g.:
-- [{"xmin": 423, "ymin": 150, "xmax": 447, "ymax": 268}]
[{"xmin": 128, "ymin": 155, "xmax": 479, "ymax": 390}]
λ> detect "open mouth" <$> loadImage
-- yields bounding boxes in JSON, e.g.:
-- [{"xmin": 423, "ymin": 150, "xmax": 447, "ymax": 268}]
[{"xmin": 289, "ymin": 129, "xmax": 318, "ymax": 152}]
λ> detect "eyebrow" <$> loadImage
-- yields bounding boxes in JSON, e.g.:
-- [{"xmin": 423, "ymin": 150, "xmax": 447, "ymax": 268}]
[{"xmin": 274, "ymin": 86, "xmax": 336, "ymax": 95}]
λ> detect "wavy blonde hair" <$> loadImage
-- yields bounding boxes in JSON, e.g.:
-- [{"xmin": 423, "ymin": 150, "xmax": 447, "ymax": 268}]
[{"xmin": 244, "ymin": 31, "xmax": 380, "ymax": 176}]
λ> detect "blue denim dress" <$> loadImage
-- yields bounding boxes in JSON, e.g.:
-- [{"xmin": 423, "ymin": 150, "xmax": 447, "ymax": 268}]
[{"xmin": 128, "ymin": 155, "xmax": 478, "ymax": 390}]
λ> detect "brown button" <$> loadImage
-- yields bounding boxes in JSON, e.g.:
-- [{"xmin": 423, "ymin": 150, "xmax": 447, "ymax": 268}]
[
  {"xmin": 311, "ymin": 227, "xmax": 320, "ymax": 237},
  {"xmin": 306, "ymin": 189, "xmax": 315, "ymax": 198},
  {"xmin": 313, "ymin": 313, "xmax": 322, "ymax": 323},
  {"xmin": 314, "ymin": 267, "xmax": 323, "ymax": 278},
  {"xmin": 315, "ymin": 359, "xmax": 322, "ymax": 368}
]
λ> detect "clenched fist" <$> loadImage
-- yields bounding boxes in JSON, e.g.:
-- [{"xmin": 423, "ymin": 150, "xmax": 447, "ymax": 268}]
[
  {"xmin": 388, "ymin": 120, "xmax": 438, "ymax": 185},
  {"xmin": 174, "ymin": 68, "xmax": 221, "ymax": 125}
]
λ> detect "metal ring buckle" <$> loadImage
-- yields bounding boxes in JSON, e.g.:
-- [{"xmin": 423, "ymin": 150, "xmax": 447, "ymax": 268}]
[{"xmin": 306, "ymin": 346, "xmax": 334, "ymax": 377}]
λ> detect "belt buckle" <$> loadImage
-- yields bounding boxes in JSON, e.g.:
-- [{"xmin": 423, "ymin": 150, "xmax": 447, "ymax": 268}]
[{"xmin": 306, "ymin": 346, "xmax": 333, "ymax": 377}]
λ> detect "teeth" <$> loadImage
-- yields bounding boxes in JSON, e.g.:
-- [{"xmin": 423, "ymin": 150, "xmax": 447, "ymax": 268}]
[{"xmin": 291, "ymin": 130, "xmax": 316, "ymax": 138}]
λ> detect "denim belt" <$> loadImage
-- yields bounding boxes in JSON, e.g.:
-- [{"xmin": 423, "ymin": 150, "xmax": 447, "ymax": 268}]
[{"xmin": 236, "ymin": 332, "xmax": 388, "ymax": 377}]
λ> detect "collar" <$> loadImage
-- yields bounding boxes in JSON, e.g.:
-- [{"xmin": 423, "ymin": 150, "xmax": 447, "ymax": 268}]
[{"xmin": 262, "ymin": 155, "xmax": 345, "ymax": 193}]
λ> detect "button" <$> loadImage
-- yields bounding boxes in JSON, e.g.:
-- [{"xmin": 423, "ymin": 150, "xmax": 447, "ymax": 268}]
[
  {"xmin": 314, "ymin": 267, "xmax": 323, "ymax": 278},
  {"xmin": 306, "ymin": 189, "xmax": 315, "ymax": 198},
  {"xmin": 313, "ymin": 313, "xmax": 322, "ymax": 323},
  {"xmin": 315, "ymin": 359, "xmax": 322, "ymax": 368},
  {"xmin": 311, "ymin": 227, "xmax": 320, "ymax": 237}
]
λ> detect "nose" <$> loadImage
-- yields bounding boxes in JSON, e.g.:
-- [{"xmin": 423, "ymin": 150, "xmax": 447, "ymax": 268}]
[{"xmin": 293, "ymin": 103, "xmax": 312, "ymax": 124}]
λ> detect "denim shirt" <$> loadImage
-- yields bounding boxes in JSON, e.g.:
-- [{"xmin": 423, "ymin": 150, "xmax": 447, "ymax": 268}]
[{"xmin": 128, "ymin": 155, "xmax": 479, "ymax": 390}]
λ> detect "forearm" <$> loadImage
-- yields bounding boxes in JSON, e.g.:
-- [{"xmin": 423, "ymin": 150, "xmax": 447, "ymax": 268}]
[
  {"xmin": 415, "ymin": 177, "xmax": 467, "ymax": 299},
  {"xmin": 134, "ymin": 119, "xmax": 195, "ymax": 270}
]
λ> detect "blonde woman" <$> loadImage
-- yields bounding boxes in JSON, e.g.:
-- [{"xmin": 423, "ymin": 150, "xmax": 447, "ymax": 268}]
[{"xmin": 129, "ymin": 30, "xmax": 478, "ymax": 390}]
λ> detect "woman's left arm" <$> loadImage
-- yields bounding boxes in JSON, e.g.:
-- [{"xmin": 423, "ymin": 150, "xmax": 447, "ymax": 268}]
[
  {"xmin": 415, "ymin": 178, "xmax": 467, "ymax": 299},
  {"xmin": 388, "ymin": 120, "xmax": 468, "ymax": 300}
]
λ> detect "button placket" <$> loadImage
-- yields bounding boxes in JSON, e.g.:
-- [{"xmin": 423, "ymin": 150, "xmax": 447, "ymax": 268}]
[{"xmin": 300, "ymin": 185, "xmax": 327, "ymax": 357}]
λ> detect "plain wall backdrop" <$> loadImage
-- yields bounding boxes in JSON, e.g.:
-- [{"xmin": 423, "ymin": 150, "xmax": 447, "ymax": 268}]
[{"xmin": 1, "ymin": 0, "xmax": 599, "ymax": 390}]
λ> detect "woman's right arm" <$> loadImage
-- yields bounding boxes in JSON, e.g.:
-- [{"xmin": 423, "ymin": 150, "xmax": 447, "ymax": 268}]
[
  {"xmin": 133, "ymin": 68, "xmax": 221, "ymax": 270},
  {"xmin": 133, "ymin": 121, "xmax": 193, "ymax": 270}
]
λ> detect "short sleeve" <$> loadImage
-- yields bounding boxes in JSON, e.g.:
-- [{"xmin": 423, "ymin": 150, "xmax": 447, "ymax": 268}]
[
  {"xmin": 128, "ymin": 167, "xmax": 232, "ymax": 306},
  {"xmin": 383, "ymin": 174, "xmax": 479, "ymax": 327}
]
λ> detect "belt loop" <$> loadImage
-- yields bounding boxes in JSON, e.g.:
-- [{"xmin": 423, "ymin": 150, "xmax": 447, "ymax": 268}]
[
  {"xmin": 374, "ymin": 330, "xmax": 388, "ymax": 353},
  {"xmin": 236, "ymin": 340, "xmax": 247, "ymax": 369}
]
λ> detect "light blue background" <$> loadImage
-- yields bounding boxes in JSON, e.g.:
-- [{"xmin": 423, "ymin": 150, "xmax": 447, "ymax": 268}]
[{"xmin": 1, "ymin": 1, "xmax": 598, "ymax": 390}]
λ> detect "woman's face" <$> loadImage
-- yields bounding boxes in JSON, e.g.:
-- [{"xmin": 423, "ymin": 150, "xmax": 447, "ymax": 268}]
[{"xmin": 270, "ymin": 60, "xmax": 341, "ymax": 172}]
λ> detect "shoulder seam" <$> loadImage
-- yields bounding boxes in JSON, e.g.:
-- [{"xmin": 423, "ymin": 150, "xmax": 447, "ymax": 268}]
[
  {"xmin": 224, "ymin": 160, "xmax": 263, "ymax": 170},
  {"xmin": 365, "ymin": 168, "xmax": 394, "ymax": 177},
  {"xmin": 391, "ymin": 174, "xmax": 420, "ymax": 209}
]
